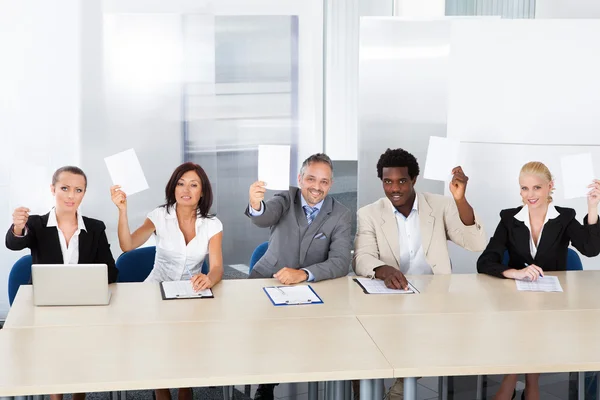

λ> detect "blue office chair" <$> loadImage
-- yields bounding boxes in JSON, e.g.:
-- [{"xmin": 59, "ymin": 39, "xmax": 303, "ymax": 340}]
[
  {"xmin": 116, "ymin": 246, "xmax": 208, "ymax": 283},
  {"xmin": 8, "ymin": 255, "xmax": 32, "ymax": 306},
  {"xmin": 249, "ymin": 242, "xmax": 268, "ymax": 273}
]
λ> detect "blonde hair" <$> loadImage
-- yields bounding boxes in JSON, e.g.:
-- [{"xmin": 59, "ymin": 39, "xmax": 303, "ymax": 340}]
[{"xmin": 519, "ymin": 161, "xmax": 554, "ymax": 203}]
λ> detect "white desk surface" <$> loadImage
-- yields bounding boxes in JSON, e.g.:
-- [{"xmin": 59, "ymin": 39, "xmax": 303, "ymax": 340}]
[
  {"xmin": 358, "ymin": 310, "xmax": 600, "ymax": 378},
  {"xmin": 4, "ymin": 278, "xmax": 354, "ymax": 328},
  {"xmin": 7, "ymin": 272, "xmax": 600, "ymax": 329},
  {"xmin": 0, "ymin": 317, "xmax": 392, "ymax": 396}
]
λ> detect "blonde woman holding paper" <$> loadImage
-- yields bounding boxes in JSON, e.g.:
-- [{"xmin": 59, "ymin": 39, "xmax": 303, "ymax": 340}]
[
  {"xmin": 477, "ymin": 161, "xmax": 600, "ymax": 400},
  {"xmin": 111, "ymin": 162, "xmax": 223, "ymax": 400}
]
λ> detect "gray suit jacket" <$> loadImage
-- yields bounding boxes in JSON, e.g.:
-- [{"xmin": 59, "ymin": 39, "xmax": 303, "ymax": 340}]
[{"xmin": 245, "ymin": 187, "xmax": 352, "ymax": 282}]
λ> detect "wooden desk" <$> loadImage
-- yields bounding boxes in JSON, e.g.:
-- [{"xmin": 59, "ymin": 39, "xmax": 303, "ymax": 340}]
[
  {"xmin": 350, "ymin": 271, "xmax": 600, "ymax": 316},
  {"xmin": 0, "ymin": 317, "xmax": 392, "ymax": 396},
  {"xmin": 4, "ymin": 278, "xmax": 354, "ymax": 328},
  {"xmin": 358, "ymin": 310, "xmax": 600, "ymax": 400}
]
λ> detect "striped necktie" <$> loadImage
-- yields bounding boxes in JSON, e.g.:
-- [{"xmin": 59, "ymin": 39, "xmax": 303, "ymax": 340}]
[{"xmin": 303, "ymin": 205, "xmax": 319, "ymax": 225}]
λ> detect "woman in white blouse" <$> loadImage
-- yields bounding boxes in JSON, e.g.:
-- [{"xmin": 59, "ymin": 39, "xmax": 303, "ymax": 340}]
[
  {"xmin": 110, "ymin": 162, "xmax": 223, "ymax": 400},
  {"xmin": 478, "ymin": 161, "xmax": 600, "ymax": 400}
]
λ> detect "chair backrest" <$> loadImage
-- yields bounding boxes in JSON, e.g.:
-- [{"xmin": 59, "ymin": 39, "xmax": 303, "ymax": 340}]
[
  {"xmin": 502, "ymin": 249, "xmax": 583, "ymax": 270},
  {"xmin": 249, "ymin": 242, "xmax": 269, "ymax": 273},
  {"xmin": 116, "ymin": 246, "xmax": 209, "ymax": 282},
  {"xmin": 8, "ymin": 255, "xmax": 32, "ymax": 306},
  {"xmin": 566, "ymin": 248, "xmax": 583, "ymax": 271},
  {"xmin": 116, "ymin": 247, "xmax": 156, "ymax": 283}
]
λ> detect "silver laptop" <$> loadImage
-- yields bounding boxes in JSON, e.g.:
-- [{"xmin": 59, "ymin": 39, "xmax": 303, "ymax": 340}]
[{"xmin": 31, "ymin": 264, "xmax": 112, "ymax": 306}]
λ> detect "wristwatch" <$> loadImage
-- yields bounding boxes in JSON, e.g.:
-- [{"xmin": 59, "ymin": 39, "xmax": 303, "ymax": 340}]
[{"xmin": 303, "ymin": 269, "xmax": 310, "ymax": 280}]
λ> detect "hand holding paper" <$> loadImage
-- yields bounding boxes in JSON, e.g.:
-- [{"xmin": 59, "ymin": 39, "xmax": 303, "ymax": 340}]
[
  {"xmin": 104, "ymin": 149, "xmax": 149, "ymax": 197},
  {"xmin": 258, "ymin": 145, "xmax": 290, "ymax": 190},
  {"xmin": 424, "ymin": 136, "xmax": 461, "ymax": 182}
]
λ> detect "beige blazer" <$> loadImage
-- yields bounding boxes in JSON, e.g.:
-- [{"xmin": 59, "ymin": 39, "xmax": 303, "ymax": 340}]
[{"xmin": 353, "ymin": 192, "xmax": 487, "ymax": 277}]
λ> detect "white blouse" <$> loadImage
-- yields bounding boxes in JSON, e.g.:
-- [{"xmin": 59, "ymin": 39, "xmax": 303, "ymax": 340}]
[
  {"xmin": 514, "ymin": 203, "xmax": 560, "ymax": 258},
  {"xmin": 144, "ymin": 205, "xmax": 223, "ymax": 283}
]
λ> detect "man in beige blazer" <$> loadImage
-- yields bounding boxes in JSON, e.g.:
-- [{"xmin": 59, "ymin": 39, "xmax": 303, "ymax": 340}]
[{"xmin": 353, "ymin": 148, "xmax": 487, "ymax": 399}]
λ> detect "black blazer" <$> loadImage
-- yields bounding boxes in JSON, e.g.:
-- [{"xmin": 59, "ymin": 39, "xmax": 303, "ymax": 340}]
[
  {"xmin": 477, "ymin": 206, "xmax": 600, "ymax": 278},
  {"xmin": 5, "ymin": 213, "xmax": 118, "ymax": 283}
]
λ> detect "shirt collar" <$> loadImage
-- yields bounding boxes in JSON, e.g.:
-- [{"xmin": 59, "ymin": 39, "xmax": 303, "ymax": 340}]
[
  {"xmin": 390, "ymin": 194, "xmax": 419, "ymax": 216},
  {"xmin": 300, "ymin": 195, "xmax": 324, "ymax": 211},
  {"xmin": 514, "ymin": 203, "xmax": 560, "ymax": 224},
  {"xmin": 46, "ymin": 208, "xmax": 87, "ymax": 232}
]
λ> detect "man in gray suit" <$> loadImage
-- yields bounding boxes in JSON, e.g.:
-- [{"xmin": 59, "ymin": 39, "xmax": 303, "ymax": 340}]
[
  {"xmin": 246, "ymin": 153, "xmax": 352, "ymax": 399},
  {"xmin": 246, "ymin": 153, "xmax": 352, "ymax": 283}
]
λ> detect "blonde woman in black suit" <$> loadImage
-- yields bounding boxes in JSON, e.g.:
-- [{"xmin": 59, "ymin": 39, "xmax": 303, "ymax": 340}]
[{"xmin": 478, "ymin": 161, "xmax": 600, "ymax": 400}]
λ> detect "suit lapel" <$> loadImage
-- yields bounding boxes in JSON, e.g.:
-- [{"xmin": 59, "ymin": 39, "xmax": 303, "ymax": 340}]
[
  {"xmin": 78, "ymin": 228, "xmax": 92, "ymax": 263},
  {"xmin": 535, "ymin": 218, "xmax": 563, "ymax": 261},
  {"xmin": 40, "ymin": 213, "xmax": 64, "ymax": 264},
  {"xmin": 293, "ymin": 190, "xmax": 309, "ymax": 229},
  {"xmin": 418, "ymin": 193, "xmax": 435, "ymax": 256},
  {"xmin": 299, "ymin": 197, "xmax": 333, "ymax": 265},
  {"xmin": 380, "ymin": 201, "xmax": 401, "ymax": 266},
  {"xmin": 512, "ymin": 219, "xmax": 534, "ymax": 264}
]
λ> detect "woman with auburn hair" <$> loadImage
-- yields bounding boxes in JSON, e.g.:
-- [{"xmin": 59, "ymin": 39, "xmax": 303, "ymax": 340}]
[{"xmin": 111, "ymin": 162, "xmax": 223, "ymax": 400}]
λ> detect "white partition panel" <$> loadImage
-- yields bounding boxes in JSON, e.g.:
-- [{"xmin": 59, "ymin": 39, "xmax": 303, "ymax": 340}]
[
  {"xmin": 536, "ymin": 0, "xmax": 600, "ymax": 19},
  {"xmin": 450, "ymin": 143, "xmax": 600, "ymax": 273},
  {"xmin": 447, "ymin": 19, "xmax": 600, "ymax": 145}
]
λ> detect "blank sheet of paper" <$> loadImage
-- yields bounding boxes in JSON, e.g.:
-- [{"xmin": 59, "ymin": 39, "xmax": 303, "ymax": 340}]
[
  {"xmin": 560, "ymin": 153, "xmax": 595, "ymax": 199},
  {"xmin": 263, "ymin": 285, "xmax": 321, "ymax": 305},
  {"xmin": 355, "ymin": 278, "xmax": 417, "ymax": 294},
  {"xmin": 424, "ymin": 136, "xmax": 461, "ymax": 182},
  {"xmin": 104, "ymin": 149, "xmax": 149, "ymax": 196},
  {"xmin": 516, "ymin": 276, "xmax": 563, "ymax": 292},
  {"xmin": 9, "ymin": 165, "xmax": 54, "ymax": 216},
  {"xmin": 258, "ymin": 145, "xmax": 290, "ymax": 190}
]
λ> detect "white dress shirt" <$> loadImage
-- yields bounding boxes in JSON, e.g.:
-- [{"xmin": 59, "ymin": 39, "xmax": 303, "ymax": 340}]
[
  {"xmin": 248, "ymin": 195, "xmax": 324, "ymax": 282},
  {"xmin": 46, "ymin": 208, "xmax": 87, "ymax": 264},
  {"xmin": 390, "ymin": 196, "xmax": 432, "ymax": 275},
  {"xmin": 145, "ymin": 205, "xmax": 223, "ymax": 283},
  {"xmin": 513, "ymin": 203, "xmax": 560, "ymax": 258}
]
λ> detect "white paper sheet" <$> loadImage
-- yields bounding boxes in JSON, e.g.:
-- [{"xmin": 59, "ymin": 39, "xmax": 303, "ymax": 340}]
[
  {"xmin": 104, "ymin": 148, "xmax": 149, "ymax": 196},
  {"xmin": 161, "ymin": 280, "xmax": 212, "ymax": 299},
  {"xmin": 264, "ymin": 285, "xmax": 321, "ymax": 305},
  {"xmin": 9, "ymin": 165, "xmax": 54, "ymax": 217},
  {"xmin": 258, "ymin": 145, "xmax": 290, "ymax": 190},
  {"xmin": 355, "ymin": 277, "xmax": 417, "ymax": 294},
  {"xmin": 423, "ymin": 136, "xmax": 461, "ymax": 182},
  {"xmin": 516, "ymin": 276, "xmax": 563, "ymax": 292},
  {"xmin": 560, "ymin": 153, "xmax": 595, "ymax": 199}
]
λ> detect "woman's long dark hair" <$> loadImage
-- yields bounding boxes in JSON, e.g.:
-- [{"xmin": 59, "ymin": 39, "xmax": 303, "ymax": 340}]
[{"xmin": 162, "ymin": 162, "xmax": 214, "ymax": 218}]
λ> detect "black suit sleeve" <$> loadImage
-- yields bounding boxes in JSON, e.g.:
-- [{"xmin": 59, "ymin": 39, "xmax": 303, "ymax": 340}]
[
  {"xmin": 95, "ymin": 225, "xmax": 119, "ymax": 284},
  {"xmin": 477, "ymin": 218, "xmax": 509, "ymax": 278},
  {"xmin": 5, "ymin": 224, "xmax": 36, "ymax": 251},
  {"xmin": 567, "ymin": 214, "xmax": 600, "ymax": 257}
]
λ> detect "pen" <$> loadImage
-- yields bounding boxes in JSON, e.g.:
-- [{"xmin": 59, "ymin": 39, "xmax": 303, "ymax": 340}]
[{"xmin": 524, "ymin": 263, "xmax": 544, "ymax": 278}]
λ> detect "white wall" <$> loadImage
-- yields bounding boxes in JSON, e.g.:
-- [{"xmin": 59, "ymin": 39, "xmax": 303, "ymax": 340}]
[
  {"xmin": 0, "ymin": 0, "xmax": 81, "ymax": 317},
  {"xmin": 536, "ymin": 0, "xmax": 600, "ymax": 18}
]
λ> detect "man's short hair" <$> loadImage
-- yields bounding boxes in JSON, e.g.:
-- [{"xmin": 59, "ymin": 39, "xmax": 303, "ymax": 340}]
[
  {"xmin": 376, "ymin": 148, "xmax": 420, "ymax": 180},
  {"xmin": 300, "ymin": 153, "xmax": 334, "ymax": 178}
]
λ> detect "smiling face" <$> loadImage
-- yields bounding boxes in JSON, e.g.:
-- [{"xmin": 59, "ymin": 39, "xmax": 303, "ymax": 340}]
[
  {"xmin": 382, "ymin": 166, "xmax": 417, "ymax": 209},
  {"xmin": 51, "ymin": 172, "xmax": 86, "ymax": 213},
  {"xmin": 175, "ymin": 170, "xmax": 202, "ymax": 207},
  {"xmin": 297, "ymin": 161, "xmax": 332, "ymax": 207},
  {"xmin": 519, "ymin": 173, "xmax": 553, "ymax": 210}
]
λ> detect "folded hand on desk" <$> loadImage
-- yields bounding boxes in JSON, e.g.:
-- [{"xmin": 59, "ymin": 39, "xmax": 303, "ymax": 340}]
[
  {"xmin": 374, "ymin": 265, "xmax": 409, "ymax": 290},
  {"xmin": 273, "ymin": 267, "xmax": 308, "ymax": 285},
  {"xmin": 191, "ymin": 273, "xmax": 213, "ymax": 291}
]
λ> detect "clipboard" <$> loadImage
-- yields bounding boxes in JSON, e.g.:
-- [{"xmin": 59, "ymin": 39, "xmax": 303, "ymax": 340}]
[
  {"xmin": 160, "ymin": 281, "xmax": 214, "ymax": 300},
  {"xmin": 353, "ymin": 277, "xmax": 420, "ymax": 294},
  {"xmin": 263, "ymin": 285, "xmax": 324, "ymax": 306}
]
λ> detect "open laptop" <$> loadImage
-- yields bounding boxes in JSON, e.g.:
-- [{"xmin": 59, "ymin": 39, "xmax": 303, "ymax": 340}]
[{"xmin": 31, "ymin": 264, "xmax": 112, "ymax": 306}]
